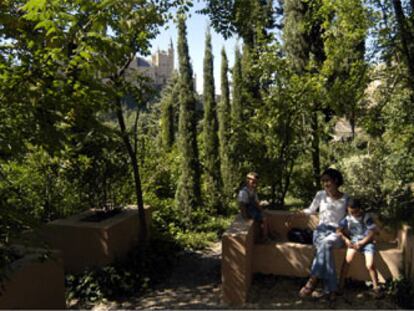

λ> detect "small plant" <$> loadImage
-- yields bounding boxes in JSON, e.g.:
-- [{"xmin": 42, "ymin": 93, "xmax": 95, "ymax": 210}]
[
  {"xmin": 65, "ymin": 232, "xmax": 182, "ymax": 305},
  {"xmin": 385, "ymin": 277, "xmax": 414, "ymax": 309}
]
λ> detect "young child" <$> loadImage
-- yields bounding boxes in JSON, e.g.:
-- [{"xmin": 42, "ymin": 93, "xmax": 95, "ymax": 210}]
[
  {"xmin": 237, "ymin": 172, "xmax": 271, "ymax": 242},
  {"xmin": 336, "ymin": 198, "xmax": 383, "ymax": 298}
]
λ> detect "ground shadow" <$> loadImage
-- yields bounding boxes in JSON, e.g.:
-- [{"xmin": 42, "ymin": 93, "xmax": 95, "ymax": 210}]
[
  {"xmin": 73, "ymin": 246, "xmax": 398, "ymax": 310},
  {"xmin": 248, "ymin": 274, "xmax": 397, "ymax": 310}
]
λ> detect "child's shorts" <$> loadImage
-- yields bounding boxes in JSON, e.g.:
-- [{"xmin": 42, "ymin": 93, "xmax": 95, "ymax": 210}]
[
  {"xmin": 246, "ymin": 205, "xmax": 263, "ymax": 222},
  {"xmin": 352, "ymin": 239, "xmax": 375, "ymax": 254}
]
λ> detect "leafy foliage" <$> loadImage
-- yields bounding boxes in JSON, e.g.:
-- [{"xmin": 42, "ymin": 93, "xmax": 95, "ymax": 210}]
[
  {"xmin": 386, "ymin": 277, "xmax": 414, "ymax": 309},
  {"xmin": 2, "ymin": 1, "xmax": 414, "ymax": 304},
  {"xmin": 200, "ymin": 0, "xmax": 276, "ymax": 48},
  {"xmin": 65, "ymin": 232, "xmax": 182, "ymax": 304},
  {"xmin": 0, "ymin": 0, "xmax": 193, "ymax": 246}
]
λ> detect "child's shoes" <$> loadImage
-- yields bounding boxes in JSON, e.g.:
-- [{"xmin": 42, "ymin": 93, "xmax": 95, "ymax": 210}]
[{"xmin": 372, "ymin": 287, "xmax": 384, "ymax": 299}]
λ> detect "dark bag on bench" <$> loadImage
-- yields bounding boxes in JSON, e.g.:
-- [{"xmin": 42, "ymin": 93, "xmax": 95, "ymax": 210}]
[{"xmin": 287, "ymin": 228, "xmax": 313, "ymax": 245}]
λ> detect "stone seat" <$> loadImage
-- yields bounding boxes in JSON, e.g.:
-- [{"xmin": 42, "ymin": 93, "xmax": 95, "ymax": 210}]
[{"xmin": 222, "ymin": 210, "xmax": 414, "ymax": 306}]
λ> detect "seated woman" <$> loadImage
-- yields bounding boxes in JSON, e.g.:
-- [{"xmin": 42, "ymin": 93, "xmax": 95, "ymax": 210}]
[{"xmin": 296, "ymin": 168, "xmax": 348, "ymax": 300}]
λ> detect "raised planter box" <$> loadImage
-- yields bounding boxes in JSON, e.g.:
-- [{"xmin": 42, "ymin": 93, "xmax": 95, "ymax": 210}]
[
  {"xmin": 0, "ymin": 247, "xmax": 65, "ymax": 309},
  {"xmin": 39, "ymin": 205, "xmax": 152, "ymax": 273}
]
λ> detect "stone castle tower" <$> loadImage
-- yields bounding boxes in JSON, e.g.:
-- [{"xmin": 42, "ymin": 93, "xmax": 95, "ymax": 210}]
[
  {"xmin": 151, "ymin": 40, "xmax": 174, "ymax": 86},
  {"xmin": 128, "ymin": 39, "xmax": 175, "ymax": 89}
]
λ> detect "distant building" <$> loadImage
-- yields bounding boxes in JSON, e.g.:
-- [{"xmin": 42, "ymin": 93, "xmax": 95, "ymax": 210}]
[
  {"xmin": 332, "ymin": 118, "xmax": 361, "ymax": 142},
  {"xmin": 127, "ymin": 40, "xmax": 174, "ymax": 90}
]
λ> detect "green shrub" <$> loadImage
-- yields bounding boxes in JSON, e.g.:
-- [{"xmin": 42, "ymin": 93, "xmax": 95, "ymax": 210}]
[
  {"xmin": 65, "ymin": 232, "xmax": 182, "ymax": 304},
  {"xmin": 337, "ymin": 148, "xmax": 414, "ymax": 227},
  {"xmin": 288, "ymin": 160, "xmax": 316, "ymax": 205},
  {"xmin": 386, "ymin": 277, "xmax": 414, "ymax": 309}
]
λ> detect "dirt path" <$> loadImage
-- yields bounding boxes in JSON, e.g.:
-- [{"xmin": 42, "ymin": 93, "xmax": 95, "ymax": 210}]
[
  {"xmin": 90, "ymin": 242, "xmax": 397, "ymax": 310},
  {"xmin": 91, "ymin": 243, "xmax": 223, "ymax": 310}
]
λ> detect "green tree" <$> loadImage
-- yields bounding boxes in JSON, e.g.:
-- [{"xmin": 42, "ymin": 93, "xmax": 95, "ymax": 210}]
[
  {"xmin": 391, "ymin": 0, "xmax": 414, "ymax": 93},
  {"xmin": 160, "ymin": 71, "xmax": 180, "ymax": 151},
  {"xmin": 231, "ymin": 47, "xmax": 244, "ymax": 128},
  {"xmin": 254, "ymin": 42, "xmax": 309, "ymax": 206},
  {"xmin": 202, "ymin": 29, "xmax": 222, "ymax": 212},
  {"xmin": 321, "ymin": 0, "xmax": 370, "ymax": 137},
  {"xmin": 0, "ymin": 0, "xmax": 191, "ymax": 243},
  {"xmin": 282, "ymin": 0, "xmax": 326, "ymax": 189},
  {"xmin": 175, "ymin": 16, "xmax": 201, "ymax": 221},
  {"xmin": 229, "ymin": 47, "xmax": 245, "ymax": 185},
  {"xmin": 218, "ymin": 48, "xmax": 233, "ymax": 200},
  {"xmin": 200, "ymin": 0, "xmax": 276, "ymax": 48}
]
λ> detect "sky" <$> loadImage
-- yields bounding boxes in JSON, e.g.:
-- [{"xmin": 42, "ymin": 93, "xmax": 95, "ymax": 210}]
[{"xmin": 149, "ymin": 2, "xmax": 238, "ymax": 95}]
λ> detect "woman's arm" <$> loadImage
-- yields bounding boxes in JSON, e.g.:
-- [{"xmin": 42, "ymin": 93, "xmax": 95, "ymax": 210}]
[
  {"xmin": 302, "ymin": 191, "xmax": 322, "ymax": 215},
  {"xmin": 337, "ymin": 219, "xmax": 353, "ymax": 247},
  {"xmin": 286, "ymin": 192, "xmax": 321, "ymax": 229}
]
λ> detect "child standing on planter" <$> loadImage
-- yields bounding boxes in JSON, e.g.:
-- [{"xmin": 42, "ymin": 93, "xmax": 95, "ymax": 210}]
[{"xmin": 336, "ymin": 198, "xmax": 383, "ymax": 299}]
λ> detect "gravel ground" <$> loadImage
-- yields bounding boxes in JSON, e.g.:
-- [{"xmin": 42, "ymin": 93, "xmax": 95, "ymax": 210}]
[{"xmin": 86, "ymin": 242, "xmax": 397, "ymax": 310}]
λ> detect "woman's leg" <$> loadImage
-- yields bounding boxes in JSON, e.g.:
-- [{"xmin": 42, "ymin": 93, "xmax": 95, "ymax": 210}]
[
  {"xmin": 299, "ymin": 276, "xmax": 318, "ymax": 297},
  {"xmin": 302, "ymin": 227, "xmax": 343, "ymax": 295},
  {"xmin": 299, "ymin": 227, "xmax": 327, "ymax": 297},
  {"xmin": 309, "ymin": 226, "xmax": 329, "ymax": 279},
  {"xmin": 321, "ymin": 232, "xmax": 343, "ymax": 293}
]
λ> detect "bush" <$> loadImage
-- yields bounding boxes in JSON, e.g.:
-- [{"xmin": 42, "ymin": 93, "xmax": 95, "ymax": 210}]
[
  {"xmin": 288, "ymin": 160, "xmax": 316, "ymax": 205},
  {"xmin": 0, "ymin": 138, "xmax": 133, "ymax": 248},
  {"xmin": 147, "ymin": 194, "xmax": 234, "ymax": 251},
  {"xmin": 337, "ymin": 146, "xmax": 414, "ymax": 227},
  {"xmin": 65, "ymin": 232, "xmax": 182, "ymax": 304},
  {"xmin": 386, "ymin": 277, "xmax": 414, "ymax": 309},
  {"xmin": 338, "ymin": 153, "xmax": 389, "ymax": 209}
]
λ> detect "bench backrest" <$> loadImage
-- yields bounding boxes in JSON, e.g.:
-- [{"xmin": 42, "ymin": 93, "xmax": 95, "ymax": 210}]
[{"xmin": 264, "ymin": 210, "xmax": 398, "ymax": 243}]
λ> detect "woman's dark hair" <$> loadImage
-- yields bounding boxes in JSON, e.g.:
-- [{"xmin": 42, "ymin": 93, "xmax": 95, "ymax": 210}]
[
  {"xmin": 321, "ymin": 168, "xmax": 344, "ymax": 187},
  {"xmin": 347, "ymin": 197, "xmax": 362, "ymax": 209}
]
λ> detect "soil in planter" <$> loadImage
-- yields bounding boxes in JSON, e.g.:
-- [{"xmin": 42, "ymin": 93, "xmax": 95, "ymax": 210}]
[{"xmin": 80, "ymin": 208, "xmax": 124, "ymax": 223}]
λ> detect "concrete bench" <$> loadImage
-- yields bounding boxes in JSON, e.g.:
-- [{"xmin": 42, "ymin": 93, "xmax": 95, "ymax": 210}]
[{"xmin": 222, "ymin": 210, "xmax": 414, "ymax": 305}]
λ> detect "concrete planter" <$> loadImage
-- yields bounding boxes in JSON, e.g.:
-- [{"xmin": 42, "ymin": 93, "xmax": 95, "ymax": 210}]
[
  {"xmin": 40, "ymin": 205, "xmax": 152, "ymax": 273},
  {"xmin": 0, "ymin": 247, "xmax": 65, "ymax": 309}
]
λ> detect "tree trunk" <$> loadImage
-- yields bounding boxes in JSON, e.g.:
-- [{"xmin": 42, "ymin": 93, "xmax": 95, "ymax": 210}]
[
  {"xmin": 392, "ymin": 0, "xmax": 414, "ymax": 92},
  {"xmin": 310, "ymin": 110, "xmax": 320, "ymax": 190},
  {"xmin": 115, "ymin": 98, "xmax": 147, "ymax": 242},
  {"xmin": 270, "ymin": 180, "xmax": 276, "ymax": 208},
  {"xmin": 350, "ymin": 110, "xmax": 356, "ymax": 140}
]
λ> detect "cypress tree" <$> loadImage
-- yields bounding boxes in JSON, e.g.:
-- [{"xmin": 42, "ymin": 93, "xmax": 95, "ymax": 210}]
[
  {"xmin": 202, "ymin": 29, "xmax": 222, "ymax": 212},
  {"xmin": 229, "ymin": 46, "xmax": 245, "ymax": 185},
  {"xmin": 283, "ymin": 0, "xmax": 325, "ymax": 189},
  {"xmin": 160, "ymin": 71, "xmax": 179, "ymax": 150},
  {"xmin": 218, "ymin": 48, "xmax": 233, "ymax": 200},
  {"xmin": 232, "ymin": 47, "xmax": 243, "ymax": 129},
  {"xmin": 175, "ymin": 16, "xmax": 201, "ymax": 218}
]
